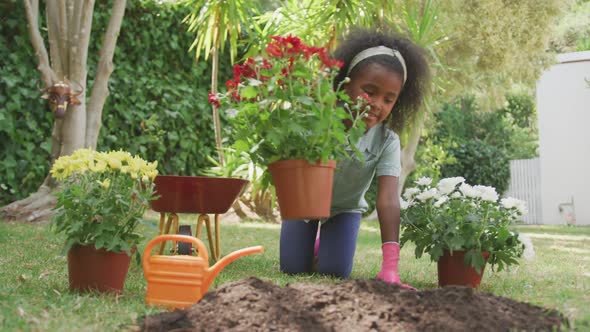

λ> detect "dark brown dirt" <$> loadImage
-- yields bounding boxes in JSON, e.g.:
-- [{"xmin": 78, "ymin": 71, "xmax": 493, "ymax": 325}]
[{"xmin": 139, "ymin": 277, "xmax": 567, "ymax": 332}]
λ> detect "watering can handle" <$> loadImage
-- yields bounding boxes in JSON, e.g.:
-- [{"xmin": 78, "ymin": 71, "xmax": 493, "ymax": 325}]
[{"xmin": 142, "ymin": 234, "xmax": 209, "ymax": 273}]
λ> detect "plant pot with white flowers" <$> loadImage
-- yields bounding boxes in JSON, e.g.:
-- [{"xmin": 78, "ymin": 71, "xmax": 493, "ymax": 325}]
[
  {"xmin": 400, "ymin": 176, "xmax": 527, "ymax": 288},
  {"xmin": 50, "ymin": 149, "xmax": 158, "ymax": 293},
  {"xmin": 209, "ymin": 35, "xmax": 368, "ymax": 220}
]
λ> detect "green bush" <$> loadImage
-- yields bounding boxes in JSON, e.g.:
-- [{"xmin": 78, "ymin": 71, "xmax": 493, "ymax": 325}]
[
  {"xmin": 408, "ymin": 93, "xmax": 538, "ymax": 190},
  {"xmin": 441, "ymin": 139, "xmax": 511, "ymax": 195},
  {"xmin": 0, "ymin": 0, "xmax": 229, "ymax": 205},
  {"xmin": 0, "ymin": 0, "xmax": 54, "ymax": 205}
]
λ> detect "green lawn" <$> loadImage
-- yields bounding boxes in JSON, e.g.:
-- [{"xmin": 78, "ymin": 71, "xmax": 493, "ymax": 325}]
[{"xmin": 0, "ymin": 218, "xmax": 588, "ymax": 331}]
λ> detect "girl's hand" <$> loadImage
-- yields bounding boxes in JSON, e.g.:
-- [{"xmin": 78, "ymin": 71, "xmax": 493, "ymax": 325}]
[
  {"xmin": 376, "ymin": 267, "xmax": 416, "ymax": 290},
  {"xmin": 376, "ymin": 242, "xmax": 417, "ymax": 291}
]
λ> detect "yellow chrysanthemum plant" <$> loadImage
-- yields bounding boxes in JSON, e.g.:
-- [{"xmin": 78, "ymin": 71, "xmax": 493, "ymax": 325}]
[{"xmin": 50, "ymin": 148, "xmax": 159, "ymax": 254}]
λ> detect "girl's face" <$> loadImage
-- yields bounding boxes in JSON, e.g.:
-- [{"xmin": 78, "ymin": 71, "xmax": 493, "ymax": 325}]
[{"xmin": 344, "ymin": 62, "xmax": 403, "ymax": 130}]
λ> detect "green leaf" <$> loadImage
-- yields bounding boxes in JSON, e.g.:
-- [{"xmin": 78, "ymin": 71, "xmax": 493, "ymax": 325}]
[
  {"xmin": 233, "ymin": 140, "xmax": 250, "ymax": 153},
  {"xmin": 296, "ymin": 96, "xmax": 314, "ymax": 106},
  {"xmin": 241, "ymin": 86, "xmax": 258, "ymax": 99}
]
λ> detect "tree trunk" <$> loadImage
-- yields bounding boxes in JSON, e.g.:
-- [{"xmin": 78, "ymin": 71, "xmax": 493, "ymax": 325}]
[
  {"xmin": 210, "ymin": 18, "xmax": 225, "ymax": 165},
  {"xmin": 399, "ymin": 119, "xmax": 424, "ymax": 192},
  {"xmin": 1, "ymin": 0, "xmax": 126, "ymax": 223}
]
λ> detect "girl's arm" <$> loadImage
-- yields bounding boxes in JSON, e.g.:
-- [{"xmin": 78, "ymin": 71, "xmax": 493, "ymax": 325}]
[{"xmin": 376, "ymin": 175, "xmax": 400, "ymax": 243}]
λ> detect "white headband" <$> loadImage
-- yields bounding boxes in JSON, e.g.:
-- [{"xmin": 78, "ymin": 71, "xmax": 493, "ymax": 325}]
[{"xmin": 347, "ymin": 46, "xmax": 407, "ymax": 84}]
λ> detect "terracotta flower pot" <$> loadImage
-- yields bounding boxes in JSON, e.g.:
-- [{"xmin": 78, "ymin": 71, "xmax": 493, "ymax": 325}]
[
  {"xmin": 268, "ymin": 159, "xmax": 336, "ymax": 220},
  {"xmin": 67, "ymin": 244, "xmax": 133, "ymax": 293},
  {"xmin": 437, "ymin": 250, "xmax": 490, "ymax": 288}
]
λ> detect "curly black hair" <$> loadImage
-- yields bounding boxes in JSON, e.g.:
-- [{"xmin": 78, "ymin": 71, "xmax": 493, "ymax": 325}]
[{"xmin": 332, "ymin": 28, "xmax": 431, "ymax": 134}]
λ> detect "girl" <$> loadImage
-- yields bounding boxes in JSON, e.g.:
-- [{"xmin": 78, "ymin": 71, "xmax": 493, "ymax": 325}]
[{"xmin": 279, "ymin": 28, "xmax": 430, "ymax": 289}]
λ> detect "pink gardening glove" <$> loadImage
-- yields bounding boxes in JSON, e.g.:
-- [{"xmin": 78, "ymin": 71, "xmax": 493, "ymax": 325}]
[
  {"xmin": 312, "ymin": 229, "xmax": 320, "ymax": 272},
  {"xmin": 376, "ymin": 242, "xmax": 416, "ymax": 290},
  {"xmin": 314, "ymin": 230, "xmax": 320, "ymax": 257}
]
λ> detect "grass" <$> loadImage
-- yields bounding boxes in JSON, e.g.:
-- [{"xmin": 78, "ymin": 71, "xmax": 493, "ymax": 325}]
[
  {"xmin": 0, "ymin": 217, "xmax": 589, "ymax": 331},
  {"xmin": 514, "ymin": 224, "xmax": 590, "ymax": 236}
]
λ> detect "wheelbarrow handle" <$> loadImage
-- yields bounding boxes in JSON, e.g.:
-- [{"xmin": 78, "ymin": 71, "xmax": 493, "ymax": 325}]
[{"xmin": 143, "ymin": 235, "xmax": 209, "ymax": 272}]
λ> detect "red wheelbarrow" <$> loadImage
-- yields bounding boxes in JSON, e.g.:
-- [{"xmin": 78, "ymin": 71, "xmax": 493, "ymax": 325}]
[{"xmin": 150, "ymin": 175, "xmax": 248, "ymax": 261}]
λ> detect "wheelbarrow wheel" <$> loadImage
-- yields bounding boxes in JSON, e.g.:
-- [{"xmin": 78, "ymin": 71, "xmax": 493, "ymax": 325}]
[{"xmin": 177, "ymin": 225, "xmax": 193, "ymax": 255}]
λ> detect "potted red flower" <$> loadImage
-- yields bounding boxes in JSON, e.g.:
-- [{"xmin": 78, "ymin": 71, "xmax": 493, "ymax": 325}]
[{"xmin": 209, "ymin": 35, "xmax": 367, "ymax": 219}]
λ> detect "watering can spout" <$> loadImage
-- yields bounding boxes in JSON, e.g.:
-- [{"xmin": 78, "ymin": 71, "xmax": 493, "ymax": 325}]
[{"xmin": 205, "ymin": 246, "xmax": 264, "ymax": 289}]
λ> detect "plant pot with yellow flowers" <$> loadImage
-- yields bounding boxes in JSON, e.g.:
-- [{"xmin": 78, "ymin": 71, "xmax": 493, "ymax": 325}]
[{"xmin": 50, "ymin": 148, "xmax": 158, "ymax": 293}]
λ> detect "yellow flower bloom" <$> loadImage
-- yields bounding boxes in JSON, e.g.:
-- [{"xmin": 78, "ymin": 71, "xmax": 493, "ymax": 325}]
[
  {"xmin": 91, "ymin": 161, "xmax": 108, "ymax": 173},
  {"xmin": 96, "ymin": 179, "xmax": 110, "ymax": 189},
  {"xmin": 106, "ymin": 156, "xmax": 122, "ymax": 170}
]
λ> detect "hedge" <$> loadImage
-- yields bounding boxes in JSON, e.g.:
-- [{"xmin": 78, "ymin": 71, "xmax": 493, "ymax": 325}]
[{"xmin": 0, "ymin": 0, "xmax": 231, "ymax": 206}]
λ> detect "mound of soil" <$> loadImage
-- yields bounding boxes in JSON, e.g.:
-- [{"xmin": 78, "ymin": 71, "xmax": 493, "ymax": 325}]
[{"xmin": 139, "ymin": 277, "xmax": 566, "ymax": 332}]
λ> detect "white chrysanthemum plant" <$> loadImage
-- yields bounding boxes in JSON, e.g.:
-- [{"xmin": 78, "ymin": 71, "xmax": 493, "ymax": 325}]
[{"xmin": 400, "ymin": 176, "xmax": 528, "ymax": 272}]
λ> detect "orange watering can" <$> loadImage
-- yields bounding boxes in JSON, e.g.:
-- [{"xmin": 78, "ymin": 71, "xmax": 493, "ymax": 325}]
[{"xmin": 143, "ymin": 234, "xmax": 264, "ymax": 309}]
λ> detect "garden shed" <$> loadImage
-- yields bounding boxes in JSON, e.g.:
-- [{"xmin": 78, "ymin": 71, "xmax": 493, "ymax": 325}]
[{"xmin": 536, "ymin": 50, "xmax": 590, "ymax": 225}]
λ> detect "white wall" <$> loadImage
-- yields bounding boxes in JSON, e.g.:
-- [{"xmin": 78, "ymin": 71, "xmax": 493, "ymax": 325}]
[{"xmin": 537, "ymin": 51, "xmax": 590, "ymax": 225}]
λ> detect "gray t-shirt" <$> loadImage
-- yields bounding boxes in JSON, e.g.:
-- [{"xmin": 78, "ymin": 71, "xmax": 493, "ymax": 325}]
[{"xmin": 330, "ymin": 123, "xmax": 401, "ymax": 216}]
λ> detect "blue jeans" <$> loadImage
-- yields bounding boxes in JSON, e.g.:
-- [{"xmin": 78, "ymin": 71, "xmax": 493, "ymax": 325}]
[{"xmin": 280, "ymin": 213, "xmax": 361, "ymax": 278}]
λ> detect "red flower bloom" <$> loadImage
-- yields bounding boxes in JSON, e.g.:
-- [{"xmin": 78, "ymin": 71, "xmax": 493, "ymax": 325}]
[
  {"xmin": 282, "ymin": 35, "xmax": 303, "ymax": 54},
  {"xmin": 230, "ymin": 91, "xmax": 241, "ymax": 102},
  {"xmin": 226, "ymin": 79, "xmax": 239, "ymax": 91},
  {"xmin": 319, "ymin": 49, "xmax": 343, "ymax": 69},
  {"xmin": 265, "ymin": 43, "xmax": 284, "ymax": 58},
  {"xmin": 359, "ymin": 93, "xmax": 371, "ymax": 102},
  {"xmin": 302, "ymin": 45, "xmax": 323, "ymax": 60},
  {"xmin": 262, "ymin": 59, "xmax": 272, "ymax": 70},
  {"xmin": 208, "ymin": 91, "xmax": 221, "ymax": 108},
  {"xmin": 233, "ymin": 59, "xmax": 258, "ymax": 81}
]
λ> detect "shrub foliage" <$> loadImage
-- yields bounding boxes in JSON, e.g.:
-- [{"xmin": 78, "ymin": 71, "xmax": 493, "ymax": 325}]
[{"xmin": 0, "ymin": 0, "xmax": 226, "ymax": 205}]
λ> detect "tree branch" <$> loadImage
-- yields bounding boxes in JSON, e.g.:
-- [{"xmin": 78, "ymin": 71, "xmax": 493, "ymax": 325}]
[
  {"xmin": 71, "ymin": 0, "xmax": 95, "ymax": 82},
  {"xmin": 58, "ymin": 0, "xmax": 69, "ymax": 74},
  {"xmin": 23, "ymin": 0, "xmax": 56, "ymax": 87},
  {"xmin": 46, "ymin": 1, "xmax": 63, "ymax": 77},
  {"xmin": 85, "ymin": 0, "xmax": 126, "ymax": 149},
  {"xmin": 68, "ymin": 0, "xmax": 82, "ymax": 77}
]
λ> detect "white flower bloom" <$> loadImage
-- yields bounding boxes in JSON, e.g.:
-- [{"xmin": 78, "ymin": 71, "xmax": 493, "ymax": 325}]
[
  {"xmin": 415, "ymin": 177, "xmax": 432, "ymax": 186},
  {"xmin": 226, "ymin": 108, "xmax": 239, "ymax": 119},
  {"xmin": 517, "ymin": 233, "xmax": 535, "ymax": 260},
  {"xmin": 501, "ymin": 197, "xmax": 528, "ymax": 215},
  {"xmin": 434, "ymin": 196, "xmax": 448, "ymax": 208},
  {"xmin": 451, "ymin": 192, "xmax": 462, "ymax": 198},
  {"xmin": 403, "ymin": 187, "xmax": 421, "ymax": 200},
  {"xmin": 416, "ymin": 188, "xmax": 438, "ymax": 201},
  {"xmin": 400, "ymin": 197, "xmax": 409, "ymax": 210},
  {"xmin": 474, "ymin": 185, "xmax": 499, "ymax": 202},
  {"xmin": 248, "ymin": 78, "xmax": 263, "ymax": 86},
  {"xmin": 459, "ymin": 183, "xmax": 477, "ymax": 197},
  {"xmin": 281, "ymin": 101, "xmax": 292, "ymax": 110},
  {"xmin": 437, "ymin": 177, "xmax": 465, "ymax": 195}
]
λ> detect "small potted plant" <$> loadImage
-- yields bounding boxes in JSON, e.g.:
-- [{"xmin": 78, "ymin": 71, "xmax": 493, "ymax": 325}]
[
  {"xmin": 400, "ymin": 176, "xmax": 527, "ymax": 288},
  {"xmin": 50, "ymin": 148, "xmax": 158, "ymax": 293},
  {"xmin": 209, "ymin": 35, "xmax": 367, "ymax": 219}
]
